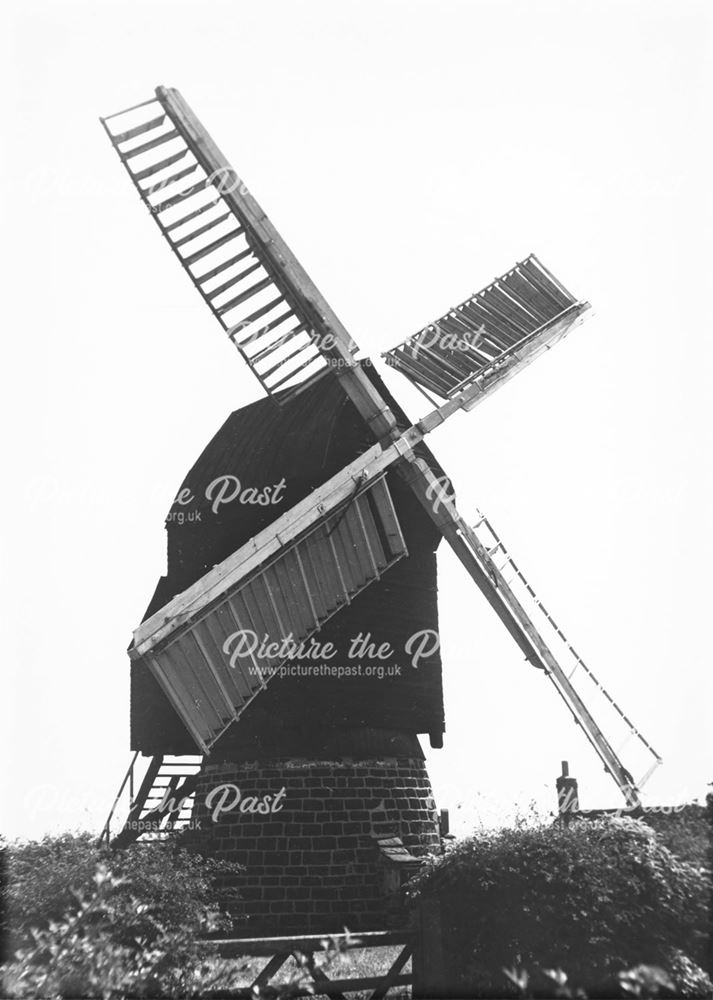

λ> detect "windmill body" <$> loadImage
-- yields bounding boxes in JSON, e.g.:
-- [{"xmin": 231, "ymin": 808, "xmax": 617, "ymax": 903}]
[{"xmin": 100, "ymin": 87, "xmax": 661, "ymax": 932}]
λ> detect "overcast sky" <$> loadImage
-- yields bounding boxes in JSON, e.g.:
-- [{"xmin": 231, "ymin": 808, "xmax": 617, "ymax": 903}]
[{"xmin": 3, "ymin": 0, "xmax": 711, "ymax": 839}]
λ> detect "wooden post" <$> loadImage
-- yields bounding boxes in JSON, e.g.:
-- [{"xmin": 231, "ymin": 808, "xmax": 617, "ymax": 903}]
[
  {"xmin": 556, "ymin": 760, "xmax": 579, "ymax": 824},
  {"xmin": 413, "ymin": 897, "xmax": 446, "ymax": 998}
]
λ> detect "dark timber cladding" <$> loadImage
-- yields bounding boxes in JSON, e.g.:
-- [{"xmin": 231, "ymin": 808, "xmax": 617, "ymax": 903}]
[{"xmin": 130, "ymin": 365, "xmax": 446, "ymax": 756}]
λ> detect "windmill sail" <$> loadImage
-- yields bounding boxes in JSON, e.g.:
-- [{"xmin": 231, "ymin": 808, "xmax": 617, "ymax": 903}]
[
  {"xmin": 101, "ymin": 88, "xmax": 358, "ymax": 402},
  {"xmin": 130, "ymin": 474, "xmax": 407, "ymax": 752},
  {"xmin": 383, "ymin": 255, "xmax": 589, "ymax": 407},
  {"xmin": 471, "ymin": 511, "xmax": 662, "ymax": 797}
]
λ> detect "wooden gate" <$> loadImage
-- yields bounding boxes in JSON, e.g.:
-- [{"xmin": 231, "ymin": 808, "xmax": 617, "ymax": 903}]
[
  {"xmin": 202, "ymin": 901, "xmax": 446, "ymax": 999},
  {"xmin": 204, "ymin": 929, "xmax": 413, "ymax": 999}
]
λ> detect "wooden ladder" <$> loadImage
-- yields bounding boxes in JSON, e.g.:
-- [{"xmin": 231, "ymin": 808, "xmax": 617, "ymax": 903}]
[{"xmin": 101, "ymin": 754, "xmax": 203, "ymax": 848}]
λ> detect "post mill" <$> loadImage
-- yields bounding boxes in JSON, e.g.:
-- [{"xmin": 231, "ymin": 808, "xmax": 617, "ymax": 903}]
[{"xmin": 99, "ymin": 87, "xmax": 661, "ymax": 932}]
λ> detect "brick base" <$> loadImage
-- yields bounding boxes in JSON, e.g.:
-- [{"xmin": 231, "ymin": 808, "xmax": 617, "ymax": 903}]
[{"xmin": 184, "ymin": 756, "xmax": 440, "ymax": 933}]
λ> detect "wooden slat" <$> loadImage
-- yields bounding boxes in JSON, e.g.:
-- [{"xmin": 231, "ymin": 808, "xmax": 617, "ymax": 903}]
[
  {"xmin": 230, "ymin": 295, "xmax": 285, "ymax": 335},
  {"xmin": 482, "ymin": 284, "xmax": 541, "ymax": 334},
  {"xmin": 111, "ymin": 113, "xmax": 166, "ymax": 143},
  {"xmin": 295, "ymin": 544, "xmax": 329, "ymax": 623},
  {"xmin": 150, "ymin": 178, "xmax": 211, "ymax": 212},
  {"xmin": 268, "ymin": 350, "xmax": 325, "ymax": 391},
  {"xmin": 222, "ymin": 591, "xmax": 266, "ymax": 679},
  {"xmin": 123, "ymin": 128, "xmax": 180, "ymax": 159},
  {"xmin": 206, "ymin": 258, "xmax": 261, "ymax": 299},
  {"xmin": 279, "ymin": 548, "xmax": 317, "ymax": 635},
  {"xmin": 148, "ymin": 654, "xmax": 210, "ymax": 751},
  {"xmin": 217, "ymin": 275, "xmax": 274, "ymax": 315},
  {"xmin": 240, "ymin": 581, "xmax": 285, "ymax": 667},
  {"xmin": 206, "ymin": 931, "xmax": 413, "ymax": 957},
  {"xmin": 164, "ymin": 197, "xmax": 221, "ymax": 232},
  {"xmin": 183, "ymin": 628, "xmax": 246, "ymax": 704},
  {"xmin": 164, "ymin": 641, "xmax": 231, "ymax": 726},
  {"xmin": 198, "ymin": 247, "xmax": 255, "ymax": 286},
  {"xmin": 183, "ymin": 227, "xmax": 245, "ymax": 267},
  {"xmin": 133, "ymin": 148, "xmax": 188, "ymax": 181},
  {"xmin": 339, "ymin": 504, "xmax": 373, "ymax": 588},
  {"xmin": 519, "ymin": 257, "xmax": 572, "ymax": 311},
  {"xmin": 396, "ymin": 344, "xmax": 458, "ymax": 394},
  {"xmin": 173, "ymin": 210, "xmax": 232, "ymax": 247},
  {"xmin": 258, "ymin": 337, "xmax": 312, "ymax": 380},
  {"xmin": 216, "ymin": 597, "xmax": 267, "ymax": 692},
  {"xmin": 499, "ymin": 270, "xmax": 555, "ymax": 324},
  {"xmin": 250, "ymin": 321, "xmax": 306, "ymax": 364},
  {"xmin": 387, "ymin": 349, "xmax": 454, "ymax": 398},
  {"xmin": 142, "ymin": 162, "xmax": 197, "ymax": 192},
  {"xmin": 197, "ymin": 607, "xmax": 254, "ymax": 702}
]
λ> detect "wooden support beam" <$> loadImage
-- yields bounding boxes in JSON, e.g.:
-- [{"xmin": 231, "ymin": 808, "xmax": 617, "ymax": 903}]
[{"xmin": 413, "ymin": 898, "xmax": 446, "ymax": 998}]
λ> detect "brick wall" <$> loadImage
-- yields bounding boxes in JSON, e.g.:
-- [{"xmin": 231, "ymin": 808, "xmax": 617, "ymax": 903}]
[{"xmin": 184, "ymin": 756, "xmax": 440, "ymax": 933}]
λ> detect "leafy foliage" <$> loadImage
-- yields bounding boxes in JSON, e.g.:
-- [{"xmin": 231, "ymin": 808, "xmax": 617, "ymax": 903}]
[
  {"xmin": 1, "ymin": 832, "xmax": 243, "ymax": 998},
  {"xmin": 407, "ymin": 815, "xmax": 711, "ymax": 997},
  {"xmin": 640, "ymin": 804, "xmax": 709, "ymax": 871}
]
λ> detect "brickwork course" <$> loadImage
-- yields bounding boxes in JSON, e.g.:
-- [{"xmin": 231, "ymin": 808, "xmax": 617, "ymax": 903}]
[{"xmin": 185, "ymin": 756, "xmax": 441, "ymax": 932}]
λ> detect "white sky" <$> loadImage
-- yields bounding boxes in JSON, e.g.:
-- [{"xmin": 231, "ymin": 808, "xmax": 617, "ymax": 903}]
[{"xmin": 3, "ymin": 0, "xmax": 711, "ymax": 840}]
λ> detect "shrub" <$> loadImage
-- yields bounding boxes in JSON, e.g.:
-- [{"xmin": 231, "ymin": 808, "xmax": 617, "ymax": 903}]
[
  {"xmin": 407, "ymin": 816, "xmax": 711, "ymax": 997},
  {"xmin": 640, "ymin": 805, "xmax": 709, "ymax": 871},
  {"xmin": 1, "ymin": 832, "xmax": 243, "ymax": 998}
]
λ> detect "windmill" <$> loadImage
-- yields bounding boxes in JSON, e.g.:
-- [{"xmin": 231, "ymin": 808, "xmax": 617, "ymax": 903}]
[{"xmin": 99, "ymin": 87, "xmax": 661, "ymax": 930}]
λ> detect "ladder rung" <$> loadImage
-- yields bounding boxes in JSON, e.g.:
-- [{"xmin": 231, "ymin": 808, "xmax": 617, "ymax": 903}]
[
  {"xmin": 123, "ymin": 128, "xmax": 180, "ymax": 160},
  {"xmin": 109, "ymin": 112, "xmax": 165, "ymax": 141},
  {"xmin": 183, "ymin": 228, "xmax": 245, "ymax": 267},
  {"xmin": 230, "ymin": 296, "xmax": 285, "ymax": 338},
  {"xmin": 196, "ymin": 247, "xmax": 253, "ymax": 285},
  {"xmin": 209, "ymin": 261, "xmax": 263, "ymax": 302},
  {"xmin": 268, "ymin": 348, "xmax": 323, "ymax": 390},
  {"xmin": 173, "ymin": 211, "xmax": 232, "ymax": 248},
  {"xmin": 258, "ymin": 335, "xmax": 312, "ymax": 379},
  {"xmin": 143, "ymin": 163, "xmax": 197, "ymax": 192},
  {"xmin": 133, "ymin": 148, "xmax": 189, "ymax": 182},
  {"xmin": 164, "ymin": 198, "xmax": 221, "ymax": 232},
  {"xmin": 151, "ymin": 179, "xmax": 211, "ymax": 213},
  {"xmin": 205, "ymin": 251, "xmax": 257, "ymax": 298},
  {"xmin": 249, "ymin": 315, "xmax": 302, "ymax": 361},
  {"xmin": 217, "ymin": 275, "xmax": 273, "ymax": 315}
]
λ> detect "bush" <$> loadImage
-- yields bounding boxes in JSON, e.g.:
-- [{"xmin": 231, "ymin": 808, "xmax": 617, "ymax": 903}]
[
  {"xmin": 1, "ymin": 832, "xmax": 243, "ymax": 998},
  {"xmin": 640, "ymin": 805, "xmax": 709, "ymax": 872},
  {"xmin": 407, "ymin": 816, "xmax": 711, "ymax": 997}
]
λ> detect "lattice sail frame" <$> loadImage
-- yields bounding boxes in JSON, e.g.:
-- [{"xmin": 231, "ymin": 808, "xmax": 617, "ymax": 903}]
[
  {"xmin": 101, "ymin": 89, "xmax": 357, "ymax": 402},
  {"xmin": 130, "ymin": 476, "xmax": 407, "ymax": 752},
  {"xmin": 383, "ymin": 254, "xmax": 582, "ymax": 402}
]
